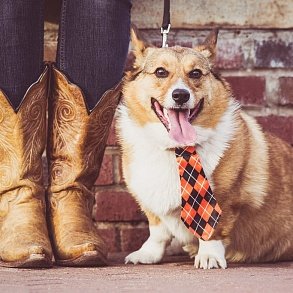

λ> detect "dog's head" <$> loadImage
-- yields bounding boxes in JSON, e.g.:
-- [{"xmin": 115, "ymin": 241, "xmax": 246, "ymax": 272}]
[{"xmin": 122, "ymin": 27, "xmax": 233, "ymax": 148}]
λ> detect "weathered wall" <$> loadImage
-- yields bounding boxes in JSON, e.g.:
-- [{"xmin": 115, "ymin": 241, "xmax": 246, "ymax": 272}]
[
  {"xmin": 132, "ymin": 0, "xmax": 293, "ymax": 29},
  {"xmin": 44, "ymin": 0, "xmax": 293, "ymax": 253}
]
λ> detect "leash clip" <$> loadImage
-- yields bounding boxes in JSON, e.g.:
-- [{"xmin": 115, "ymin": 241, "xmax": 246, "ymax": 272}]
[{"xmin": 161, "ymin": 24, "xmax": 171, "ymax": 48}]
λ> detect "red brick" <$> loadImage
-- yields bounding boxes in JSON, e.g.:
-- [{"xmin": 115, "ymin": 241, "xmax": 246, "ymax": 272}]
[
  {"xmin": 254, "ymin": 39, "xmax": 293, "ymax": 68},
  {"xmin": 118, "ymin": 157, "xmax": 125, "ymax": 185},
  {"xmin": 216, "ymin": 42, "xmax": 245, "ymax": 69},
  {"xmin": 95, "ymin": 154, "xmax": 114, "ymax": 185},
  {"xmin": 120, "ymin": 226, "xmax": 149, "ymax": 252},
  {"xmin": 97, "ymin": 226, "xmax": 120, "ymax": 253},
  {"xmin": 225, "ymin": 76, "xmax": 266, "ymax": 105},
  {"xmin": 278, "ymin": 77, "xmax": 293, "ymax": 106},
  {"xmin": 168, "ymin": 40, "xmax": 193, "ymax": 48},
  {"xmin": 95, "ymin": 191, "xmax": 147, "ymax": 222},
  {"xmin": 106, "ymin": 122, "xmax": 118, "ymax": 146},
  {"xmin": 256, "ymin": 115, "xmax": 293, "ymax": 145}
]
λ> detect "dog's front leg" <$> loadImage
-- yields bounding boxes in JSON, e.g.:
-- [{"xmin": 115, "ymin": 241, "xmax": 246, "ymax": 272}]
[
  {"xmin": 125, "ymin": 213, "xmax": 172, "ymax": 265},
  {"xmin": 194, "ymin": 239, "xmax": 227, "ymax": 269}
]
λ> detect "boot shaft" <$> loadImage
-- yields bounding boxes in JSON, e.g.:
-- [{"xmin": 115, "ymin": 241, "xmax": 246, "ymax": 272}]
[
  {"xmin": 0, "ymin": 65, "xmax": 49, "ymax": 191},
  {"xmin": 47, "ymin": 66, "xmax": 121, "ymax": 192}
]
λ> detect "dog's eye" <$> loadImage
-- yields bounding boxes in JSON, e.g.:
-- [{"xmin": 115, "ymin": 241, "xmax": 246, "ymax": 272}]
[
  {"xmin": 155, "ymin": 67, "xmax": 169, "ymax": 78},
  {"xmin": 189, "ymin": 69, "xmax": 202, "ymax": 79}
]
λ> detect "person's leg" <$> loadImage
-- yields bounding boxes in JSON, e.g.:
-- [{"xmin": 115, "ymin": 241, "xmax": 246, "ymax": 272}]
[
  {"xmin": 47, "ymin": 0, "xmax": 131, "ymax": 266},
  {"xmin": 0, "ymin": 1, "xmax": 52, "ymax": 268},
  {"xmin": 57, "ymin": 0, "xmax": 131, "ymax": 110},
  {"xmin": 0, "ymin": 0, "xmax": 44, "ymax": 109}
]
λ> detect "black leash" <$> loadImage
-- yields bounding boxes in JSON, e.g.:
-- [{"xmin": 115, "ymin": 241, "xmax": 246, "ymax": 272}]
[{"xmin": 161, "ymin": 0, "xmax": 171, "ymax": 47}]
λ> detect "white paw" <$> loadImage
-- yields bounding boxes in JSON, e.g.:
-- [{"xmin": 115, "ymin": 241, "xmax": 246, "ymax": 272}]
[
  {"xmin": 194, "ymin": 253, "xmax": 227, "ymax": 269},
  {"xmin": 125, "ymin": 223, "xmax": 171, "ymax": 265},
  {"xmin": 125, "ymin": 248, "xmax": 163, "ymax": 264},
  {"xmin": 194, "ymin": 239, "xmax": 227, "ymax": 269}
]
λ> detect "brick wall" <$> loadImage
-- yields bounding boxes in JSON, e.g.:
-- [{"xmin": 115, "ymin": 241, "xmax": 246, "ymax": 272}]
[{"xmin": 44, "ymin": 0, "xmax": 293, "ymax": 253}]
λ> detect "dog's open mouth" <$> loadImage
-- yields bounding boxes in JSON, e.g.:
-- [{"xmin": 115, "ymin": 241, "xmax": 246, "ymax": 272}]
[{"xmin": 151, "ymin": 98, "xmax": 204, "ymax": 145}]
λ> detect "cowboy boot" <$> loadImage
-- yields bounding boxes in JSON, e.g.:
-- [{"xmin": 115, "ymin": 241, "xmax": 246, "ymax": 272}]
[
  {"xmin": 0, "ymin": 65, "xmax": 53, "ymax": 268},
  {"xmin": 47, "ymin": 66, "xmax": 121, "ymax": 266}
]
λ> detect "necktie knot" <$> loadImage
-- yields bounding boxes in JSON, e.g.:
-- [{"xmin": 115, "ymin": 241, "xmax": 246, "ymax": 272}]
[{"xmin": 175, "ymin": 146, "xmax": 196, "ymax": 158}]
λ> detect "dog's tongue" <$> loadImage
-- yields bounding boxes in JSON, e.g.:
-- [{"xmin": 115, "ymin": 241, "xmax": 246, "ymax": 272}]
[{"xmin": 167, "ymin": 109, "xmax": 196, "ymax": 144}]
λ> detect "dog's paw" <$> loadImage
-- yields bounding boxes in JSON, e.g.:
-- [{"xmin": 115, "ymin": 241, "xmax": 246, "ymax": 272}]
[
  {"xmin": 125, "ymin": 248, "xmax": 163, "ymax": 265},
  {"xmin": 194, "ymin": 239, "xmax": 227, "ymax": 269},
  {"xmin": 194, "ymin": 253, "xmax": 227, "ymax": 269}
]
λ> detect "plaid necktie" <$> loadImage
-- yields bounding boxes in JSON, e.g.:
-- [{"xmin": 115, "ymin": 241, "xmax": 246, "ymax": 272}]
[{"xmin": 175, "ymin": 146, "xmax": 222, "ymax": 241}]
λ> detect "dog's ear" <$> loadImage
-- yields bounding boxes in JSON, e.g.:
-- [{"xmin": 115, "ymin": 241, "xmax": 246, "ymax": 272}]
[
  {"xmin": 131, "ymin": 25, "xmax": 147, "ymax": 58},
  {"xmin": 196, "ymin": 29, "xmax": 218, "ymax": 62}
]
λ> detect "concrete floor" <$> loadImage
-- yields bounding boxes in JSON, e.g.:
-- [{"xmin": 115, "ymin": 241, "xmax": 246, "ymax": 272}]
[{"xmin": 0, "ymin": 254, "xmax": 292, "ymax": 293}]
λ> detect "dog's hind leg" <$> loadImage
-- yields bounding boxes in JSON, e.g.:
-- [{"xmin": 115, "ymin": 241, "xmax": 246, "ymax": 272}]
[{"xmin": 125, "ymin": 211, "xmax": 172, "ymax": 264}]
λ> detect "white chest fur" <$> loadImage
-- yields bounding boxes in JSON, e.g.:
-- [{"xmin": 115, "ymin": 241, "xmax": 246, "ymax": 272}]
[
  {"xmin": 117, "ymin": 100, "xmax": 238, "ymax": 217},
  {"xmin": 129, "ymin": 143, "xmax": 181, "ymax": 215}
]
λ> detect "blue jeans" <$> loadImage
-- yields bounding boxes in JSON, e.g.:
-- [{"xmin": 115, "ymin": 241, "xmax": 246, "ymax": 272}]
[{"xmin": 0, "ymin": 0, "xmax": 131, "ymax": 110}]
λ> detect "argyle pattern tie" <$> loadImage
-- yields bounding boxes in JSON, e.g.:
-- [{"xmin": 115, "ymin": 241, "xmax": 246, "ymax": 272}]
[{"xmin": 175, "ymin": 146, "xmax": 222, "ymax": 241}]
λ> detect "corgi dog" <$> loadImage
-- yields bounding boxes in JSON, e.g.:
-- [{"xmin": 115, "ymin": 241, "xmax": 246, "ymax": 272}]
[{"xmin": 116, "ymin": 27, "xmax": 293, "ymax": 269}]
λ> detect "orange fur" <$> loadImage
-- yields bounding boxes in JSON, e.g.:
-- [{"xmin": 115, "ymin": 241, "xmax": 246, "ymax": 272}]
[{"xmin": 118, "ymin": 28, "xmax": 293, "ymax": 265}]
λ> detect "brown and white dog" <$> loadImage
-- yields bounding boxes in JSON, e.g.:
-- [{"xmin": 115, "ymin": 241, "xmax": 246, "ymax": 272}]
[{"xmin": 116, "ymin": 28, "xmax": 293, "ymax": 269}]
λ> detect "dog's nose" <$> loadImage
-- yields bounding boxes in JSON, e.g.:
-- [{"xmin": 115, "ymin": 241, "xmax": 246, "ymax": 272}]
[{"xmin": 172, "ymin": 89, "xmax": 190, "ymax": 105}]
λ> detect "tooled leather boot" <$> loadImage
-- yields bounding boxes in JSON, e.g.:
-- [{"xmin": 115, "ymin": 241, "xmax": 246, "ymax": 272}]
[
  {"xmin": 0, "ymin": 65, "xmax": 53, "ymax": 268},
  {"xmin": 47, "ymin": 66, "xmax": 121, "ymax": 266}
]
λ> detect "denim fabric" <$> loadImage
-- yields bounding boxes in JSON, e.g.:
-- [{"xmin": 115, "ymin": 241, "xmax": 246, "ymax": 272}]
[
  {"xmin": 0, "ymin": 0, "xmax": 131, "ymax": 111},
  {"xmin": 0, "ymin": 1, "xmax": 44, "ymax": 110},
  {"xmin": 57, "ymin": 0, "xmax": 132, "ymax": 111}
]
